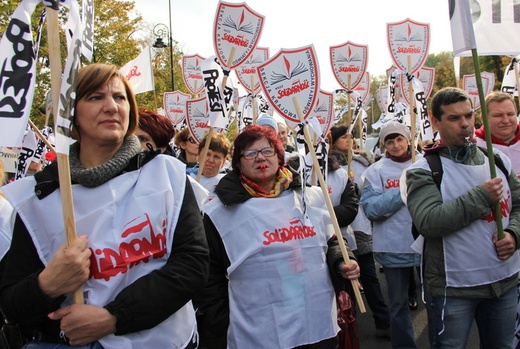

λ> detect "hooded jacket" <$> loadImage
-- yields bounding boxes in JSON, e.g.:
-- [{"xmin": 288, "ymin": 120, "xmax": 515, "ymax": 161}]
[{"xmin": 404, "ymin": 142, "xmax": 520, "ymax": 297}]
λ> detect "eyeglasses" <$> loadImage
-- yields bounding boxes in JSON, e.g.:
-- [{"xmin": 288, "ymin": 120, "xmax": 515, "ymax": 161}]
[
  {"xmin": 187, "ymin": 137, "xmax": 197, "ymax": 144},
  {"xmin": 241, "ymin": 147, "xmax": 276, "ymax": 160}
]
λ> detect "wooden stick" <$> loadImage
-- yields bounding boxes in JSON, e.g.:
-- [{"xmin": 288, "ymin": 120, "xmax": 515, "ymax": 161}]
[
  {"xmin": 28, "ymin": 119, "xmax": 56, "ymax": 155},
  {"xmin": 47, "ymin": 8, "xmax": 83, "ymax": 305},
  {"xmin": 195, "ymin": 128, "xmax": 213, "ymax": 182},
  {"xmin": 221, "ymin": 47, "xmax": 236, "ymax": 91},
  {"xmin": 193, "ymin": 81, "xmax": 199, "ymax": 98},
  {"xmin": 345, "ymin": 77, "xmax": 354, "ymax": 180},
  {"xmin": 514, "ymin": 61, "xmax": 520, "ymax": 99},
  {"xmin": 153, "ymin": 89, "xmax": 158, "ymax": 112},
  {"xmin": 293, "ymin": 96, "xmax": 366, "ymax": 313},
  {"xmin": 251, "ymin": 75, "xmax": 259, "ymax": 124},
  {"xmin": 196, "ymin": 48, "xmax": 234, "ymax": 182},
  {"xmin": 407, "ymin": 57, "xmax": 416, "ymax": 163}
]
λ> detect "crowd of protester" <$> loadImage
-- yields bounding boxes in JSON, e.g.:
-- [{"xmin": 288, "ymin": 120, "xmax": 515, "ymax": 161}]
[{"xmin": 0, "ymin": 63, "xmax": 519, "ymax": 349}]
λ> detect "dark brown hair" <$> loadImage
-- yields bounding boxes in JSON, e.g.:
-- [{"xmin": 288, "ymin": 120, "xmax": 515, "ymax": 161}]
[{"xmin": 72, "ymin": 63, "xmax": 139, "ymax": 141}]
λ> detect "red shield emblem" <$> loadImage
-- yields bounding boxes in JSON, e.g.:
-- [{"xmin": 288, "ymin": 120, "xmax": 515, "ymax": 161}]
[
  {"xmin": 164, "ymin": 91, "xmax": 190, "ymax": 127},
  {"xmin": 182, "ymin": 54, "xmax": 205, "ymax": 95},
  {"xmin": 186, "ymin": 96, "xmax": 225, "ymax": 142},
  {"xmin": 213, "ymin": 1, "xmax": 265, "ymax": 69},
  {"xmin": 481, "ymin": 71, "xmax": 496, "ymax": 95},
  {"xmin": 463, "ymin": 74, "xmax": 490, "ymax": 110},
  {"xmin": 376, "ymin": 86, "xmax": 390, "ymax": 113},
  {"xmin": 256, "ymin": 45, "xmax": 320, "ymax": 126},
  {"xmin": 352, "ymin": 72, "xmax": 370, "ymax": 104},
  {"xmin": 387, "ymin": 18, "xmax": 430, "ymax": 73},
  {"xmin": 309, "ymin": 90, "xmax": 334, "ymax": 137},
  {"xmin": 235, "ymin": 47, "xmax": 269, "ymax": 93},
  {"xmin": 330, "ymin": 41, "xmax": 368, "ymax": 90}
]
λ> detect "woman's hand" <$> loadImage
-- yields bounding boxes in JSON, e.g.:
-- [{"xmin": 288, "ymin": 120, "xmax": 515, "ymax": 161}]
[
  {"xmin": 38, "ymin": 235, "xmax": 91, "ymax": 299},
  {"xmin": 338, "ymin": 260, "xmax": 360, "ymax": 280},
  {"xmin": 49, "ymin": 304, "xmax": 117, "ymax": 346}
]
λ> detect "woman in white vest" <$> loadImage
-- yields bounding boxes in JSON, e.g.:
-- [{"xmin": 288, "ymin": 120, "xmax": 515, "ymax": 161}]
[
  {"xmin": 0, "ymin": 160, "xmax": 13, "ymax": 262},
  {"xmin": 359, "ymin": 121, "xmax": 421, "ymax": 349},
  {"xmin": 195, "ymin": 124, "xmax": 360, "ymax": 349},
  {"xmin": 0, "ymin": 63, "xmax": 209, "ymax": 349}
]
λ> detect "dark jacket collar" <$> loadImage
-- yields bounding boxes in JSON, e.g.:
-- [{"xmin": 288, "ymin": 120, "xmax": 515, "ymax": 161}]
[
  {"xmin": 34, "ymin": 150, "xmax": 160, "ymax": 200},
  {"xmin": 214, "ymin": 167, "xmax": 302, "ymax": 207}
]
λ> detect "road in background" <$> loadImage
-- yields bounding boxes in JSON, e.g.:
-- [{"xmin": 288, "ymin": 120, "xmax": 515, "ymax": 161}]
[{"xmin": 354, "ymin": 263, "xmax": 480, "ymax": 348}]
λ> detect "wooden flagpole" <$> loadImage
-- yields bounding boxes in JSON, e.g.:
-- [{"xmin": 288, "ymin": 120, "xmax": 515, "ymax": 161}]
[
  {"xmin": 196, "ymin": 50, "xmax": 235, "ymax": 182},
  {"xmin": 408, "ymin": 57, "xmax": 416, "ymax": 163},
  {"xmin": 46, "ymin": 6, "xmax": 84, "ymax": 304},
  {"xmin": 28, "ymin": 119, "xmax": 56, "ymax": 155},
  {"xmin": 251, "ymin": 75, "xmax": 259, "ymax": 124},
  {"xmin": 293, "ymin": 96, "xmax": 366, "ymax": 313}
]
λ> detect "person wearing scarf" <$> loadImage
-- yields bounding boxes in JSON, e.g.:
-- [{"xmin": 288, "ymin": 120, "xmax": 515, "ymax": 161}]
[
  {"xmin": 476, "ymin": 91, "xmax": 520, "ymax": 349},
  {"xmin": 0, "ymin": 63, "xmax": 209, "ymax": 349},
  {"xmin": 359, "ymin": 121, "xmax": 421, "ymax": 349},
  {"xmin": 194, "ymin": 124, "xmax": 360, "ymax": 349},
  {"xmin": 475, "ymin": 91, "xmax": 520, "ymax": 180}
]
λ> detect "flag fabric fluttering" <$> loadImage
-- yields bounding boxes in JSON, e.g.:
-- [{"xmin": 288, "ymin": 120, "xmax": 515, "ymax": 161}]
[
  {"xmin": 15, "ymin": 126, "xmax": 37, "ymax": 180},
  {"xmin": 81, "ymin": 0, "xmax": 94, "ymax": 61},
  {"xmin": 449, "ymin": 0, "xmax": 520, "ymax": 57},
  {"xmin": 200, "ymin": 55, "xmax": 233, "ymax": 130},
  {"xmin": 54, "ymin": 0, "xmax": 83, "ymax": 155},
  {"xmin": 448, "ymin": 0, "xmax": 477, "ymax": 56},
  {"xmin": 501, "ymin": 57, "xmax": 518, "ymax": 96},
  {"xmin": 119, "ymin": 46, "xmax": 155, "ymax": 95},
  {"xmin": 0, "ymin": 0, "xmax": 42, "ymax": 147}
]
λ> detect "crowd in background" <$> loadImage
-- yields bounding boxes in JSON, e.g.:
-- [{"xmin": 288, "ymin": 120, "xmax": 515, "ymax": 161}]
[{"xmin": 0, "ymin": 63, "xmax": 519, "ymax": 349}]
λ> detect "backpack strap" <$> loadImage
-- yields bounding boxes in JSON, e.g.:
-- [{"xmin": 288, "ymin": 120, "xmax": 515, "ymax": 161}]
[
  {"xmin": 411, "ymin": 152, "xmax": 443, "ymax": 239},
  {"xmin": 424, "ymin": 152, "xmax": 443, "ymax": 189},
  {"xmin": 477, "ymin": 146, "xmax": 508, "ymax": 178}
]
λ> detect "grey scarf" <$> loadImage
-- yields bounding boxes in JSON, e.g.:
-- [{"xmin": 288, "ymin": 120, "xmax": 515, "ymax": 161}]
[{"xmin": 69, "ymin": 135, "xmax": 142, "ymax": 188}]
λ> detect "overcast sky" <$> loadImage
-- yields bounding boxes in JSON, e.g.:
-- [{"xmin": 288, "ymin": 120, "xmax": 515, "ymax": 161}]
[{"xmin": 133, "ymin": 0, "xmax": 454, "ymax": 91}]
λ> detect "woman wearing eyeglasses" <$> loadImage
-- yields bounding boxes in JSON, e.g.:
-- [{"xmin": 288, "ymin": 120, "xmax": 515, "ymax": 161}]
[
  {"xmin": 194, "ymin": 124, "xmax": 360, "ymax": 349},
  {"xmin": 174, "ymin": 127, "xmax": 199, "ymax": 171}
]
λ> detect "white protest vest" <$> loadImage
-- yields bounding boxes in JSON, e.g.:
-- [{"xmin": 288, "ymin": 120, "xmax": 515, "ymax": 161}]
[
  {"xmin": 439, "ymin": 156, "xmax": 520, "ymax": 287},
  {"xmin": 197, "ymin": 173, "xmax": 225, "ymax": 202},
  {"xmin": 476, "ymin": 137, "xmax": 520, "ymax": 178},
  {"xmin": 327, "ymin": 168, "xmax": 357, "ymax": 250},
  {"xmin": 3, "ymin": 155, "xmax": 197, "ymax": 349},
  {"xmin": 0, "ymin": 197, "xmax": 13, "ymax": 260},
  {"xmin": 363, "ymin": 157, "xmax": 417, "ymax": 253},
  {"xmin": 203, "ymin": 187, "xmax": 339, "ymax": 349}
]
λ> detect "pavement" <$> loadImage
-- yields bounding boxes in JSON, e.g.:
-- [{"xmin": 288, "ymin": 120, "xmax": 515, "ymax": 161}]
[{"xmin": 354, "ymin": 263, "xmax": 480, "ymax": 348}]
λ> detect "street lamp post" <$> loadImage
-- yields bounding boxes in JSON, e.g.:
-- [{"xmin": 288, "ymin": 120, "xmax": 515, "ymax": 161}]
[{"xmin": 152, "ymin": 22, "xmax": 175, "ymax": 92}]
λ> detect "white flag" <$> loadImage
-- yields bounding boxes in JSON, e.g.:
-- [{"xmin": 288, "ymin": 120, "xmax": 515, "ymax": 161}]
[
  {"xmin": 200, "ymin": 56, "xmax": 232, "ymax": 130},
  {"xmin": 449, "ymin": 0, "xmax": 477, "ymax": 55},
  {"xmin": 81, "ymin": 0, "xmax": 94, "ymax": 61},
  {"xmin": 120, "ymin": 46, "xmax": 155, "ymax": 95},
  {"xmin": 0, "ymin": 0, "xmax": 41, "ymax": 147},
  {"xmin": 449, "ymin": 0, "xmax": 520, "ymax": 56}
]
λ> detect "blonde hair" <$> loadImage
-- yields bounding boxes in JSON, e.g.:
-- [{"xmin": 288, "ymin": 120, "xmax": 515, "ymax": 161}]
[{"xmin": 0, "ymin": 160, "xmax": 6, "ymax": 198}]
